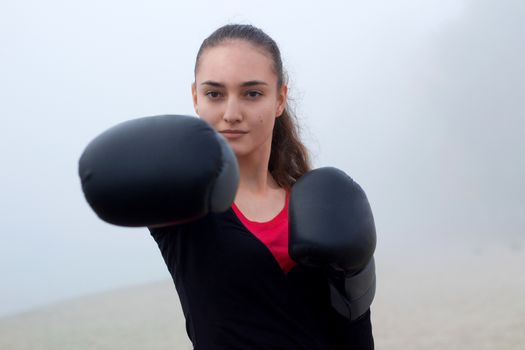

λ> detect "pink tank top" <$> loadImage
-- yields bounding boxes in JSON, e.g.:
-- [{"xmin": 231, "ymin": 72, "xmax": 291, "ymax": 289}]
[{"xmin": 231, "ymin": 191, "xmax": 297, "ymax": 274}]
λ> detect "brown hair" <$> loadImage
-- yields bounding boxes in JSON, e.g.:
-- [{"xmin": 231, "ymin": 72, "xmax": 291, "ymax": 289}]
[{"xmin": 194, "ymin": 24, "xmax": 311, "ymax": 189}]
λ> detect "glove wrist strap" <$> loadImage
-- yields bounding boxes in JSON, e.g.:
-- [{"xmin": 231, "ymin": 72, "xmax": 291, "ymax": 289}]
[{"xmin": 328, "ymin": 258, "xmax": 376, "ymax": 321}]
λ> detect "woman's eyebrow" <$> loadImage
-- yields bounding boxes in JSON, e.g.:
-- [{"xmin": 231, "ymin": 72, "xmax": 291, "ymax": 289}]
[
  {"xmin": 201, "ymin": 81, "xmax": 224, "ymax": 87},
  {"xmin": 241, "ymin": 80, "xmax": 268, "ymax": 87}
]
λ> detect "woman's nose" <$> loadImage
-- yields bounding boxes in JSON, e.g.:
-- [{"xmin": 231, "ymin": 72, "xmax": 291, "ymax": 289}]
[{"xmin": 223, "ymin": 97, "xmax": 242, "ymax": 123}]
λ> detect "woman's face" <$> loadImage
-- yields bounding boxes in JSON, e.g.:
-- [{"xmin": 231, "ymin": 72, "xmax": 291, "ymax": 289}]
[{"xmin": 192, "ymin": 40, "xmax": 287, "ymax": 158}]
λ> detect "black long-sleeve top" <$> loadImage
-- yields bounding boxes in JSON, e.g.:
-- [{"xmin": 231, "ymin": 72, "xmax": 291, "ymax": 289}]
[{"xmin": 149, "ymin": 208, "xmax": 373, "ymax": 350}]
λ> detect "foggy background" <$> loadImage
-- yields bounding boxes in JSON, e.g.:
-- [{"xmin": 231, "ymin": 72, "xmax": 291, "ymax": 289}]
[{"xmin": 1, "ymin": 0, "xmax": 523, "ymax": 326}]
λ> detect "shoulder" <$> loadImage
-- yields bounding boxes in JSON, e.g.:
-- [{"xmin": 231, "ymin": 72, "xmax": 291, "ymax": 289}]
[{"xmin": 148, "ymin": 209, "xmax": 242, "ymax": 240}]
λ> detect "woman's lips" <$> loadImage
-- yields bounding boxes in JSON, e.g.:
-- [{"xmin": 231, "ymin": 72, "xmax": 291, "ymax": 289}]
[{"xmin": 220, "ymin": 130, "xmax": 248, "ymax": 139}]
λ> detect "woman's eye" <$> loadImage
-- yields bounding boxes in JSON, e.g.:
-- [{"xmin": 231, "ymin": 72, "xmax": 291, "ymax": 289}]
[
  {"xmin": 246, "ymin": 91, "xmax": 262, "ymax": 99},
  {"xmin": 206, "ymin": 91, "xmax": 222, "ymax": 99}
]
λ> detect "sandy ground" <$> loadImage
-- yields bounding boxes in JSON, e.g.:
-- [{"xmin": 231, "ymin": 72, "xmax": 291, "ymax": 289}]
[
  {"xmin": 373, "ymin": 247, "xmax": 525, "ymax": 349},
  {"xmin": 1, "ymin": 248, "xmax": 523, "ymax": 350}
]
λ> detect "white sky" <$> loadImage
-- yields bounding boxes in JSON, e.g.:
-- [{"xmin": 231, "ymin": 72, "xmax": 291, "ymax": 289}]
[{"xmin": 1, "ymin": 0, "xmax": 523, "ymax": 317}]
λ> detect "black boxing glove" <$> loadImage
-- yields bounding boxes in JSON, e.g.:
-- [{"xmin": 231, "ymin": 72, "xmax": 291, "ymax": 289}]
[
  {"xmin": 78, "ymin": 115, "xmax": 239, "ymax": 227},
  {"xmin": 289, "ymin": 167, "xmax": 376, "ymax": 320}
]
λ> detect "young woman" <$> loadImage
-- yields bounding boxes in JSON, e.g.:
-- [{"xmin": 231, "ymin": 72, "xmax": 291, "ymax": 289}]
[
  {"xmin": 78, "ymin": 22, "xmax": 374, "ymax": 349},
  {"xmin": 149, "ymin": 24, "xmax": 374, "ymax": 349}
]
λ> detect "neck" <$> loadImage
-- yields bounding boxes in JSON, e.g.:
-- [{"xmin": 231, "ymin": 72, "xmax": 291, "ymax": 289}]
[{"xmin": 236, "ymin": 141, "xmax": 277, "ymax": 196}]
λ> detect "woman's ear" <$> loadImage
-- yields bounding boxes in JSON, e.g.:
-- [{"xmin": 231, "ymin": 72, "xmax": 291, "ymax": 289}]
[
  {"xmin": 276, "ymin": 84, "xmax": 288, "ymax": 117},
  {"xmin": 191, "ymin": 82, "xmax": 199, "ymax": 115}
]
